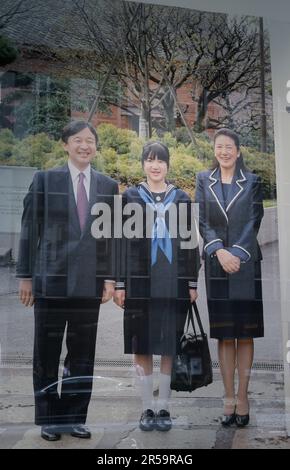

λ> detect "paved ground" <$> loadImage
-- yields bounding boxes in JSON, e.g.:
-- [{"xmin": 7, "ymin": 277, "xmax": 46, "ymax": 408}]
[
  {"xmin": 0, "ymin": 241, "xmax": 288, "ymax": 449},
  {"xmin": 0, "ymin": 366, "xmax": 289, "ymax": 449}
]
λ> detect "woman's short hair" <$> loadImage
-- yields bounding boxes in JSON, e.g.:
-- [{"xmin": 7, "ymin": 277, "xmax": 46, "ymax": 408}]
[
  {"xmin": 61, "ymin": 120, "xmax": 98, "ymax": 144},
  {"xmin": 141, "ymin": 141, "xmax": 170, "ymax": 167}
]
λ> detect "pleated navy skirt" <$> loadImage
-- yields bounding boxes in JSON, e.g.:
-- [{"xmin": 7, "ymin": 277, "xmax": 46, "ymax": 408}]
[{"xmin": 205, "ymin": 256, "xmax": 264, "ymax": 339}]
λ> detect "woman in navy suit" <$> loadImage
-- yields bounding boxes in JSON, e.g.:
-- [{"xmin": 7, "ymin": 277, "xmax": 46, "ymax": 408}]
[{"xmin": 195, "ymin": 128, "xmax": 264, "ymax": 427}]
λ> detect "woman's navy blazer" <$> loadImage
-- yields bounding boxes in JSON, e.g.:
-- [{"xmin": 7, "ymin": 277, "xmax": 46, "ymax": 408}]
[{"xmin": 195, "ymin": 167, "xmax": 264, "ymax": 262}]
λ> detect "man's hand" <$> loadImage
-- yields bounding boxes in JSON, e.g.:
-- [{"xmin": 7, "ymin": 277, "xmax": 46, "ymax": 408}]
[
  {"xmin": 101, "ymin": 281, "xmax": 115, "ymax": 303},
  {"xmin": 189, "ymin": 288, "xmax": 198, "ymax": 303},
  {"xmin": 114, "ymin": 290, "xmax": 126, "ymax": 308},
  {"xmin": 19, "ymin": 279, "xmax": 34, "ymax": 307},
  {"xmin": 216, "ymin": 249, "xmax": 240, "ymax": 274}
]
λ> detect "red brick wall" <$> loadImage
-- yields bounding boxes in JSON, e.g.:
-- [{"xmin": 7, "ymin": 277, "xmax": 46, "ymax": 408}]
[{"xmin": 72, "ymin": 109, "xmax": 129, "ymax": 129}]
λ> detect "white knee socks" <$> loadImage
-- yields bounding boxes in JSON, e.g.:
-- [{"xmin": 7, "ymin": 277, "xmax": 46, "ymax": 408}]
[
  {"xmin": 136, "ymin": 373, "xmax": 154, "ymax": 411},
  {"xmin": 135, "ymin": 371, "xmax": 172, "ymax": 412},
  {"xmin": 157, "ymin": 373, "xmax": 171, "ymax": 411}
]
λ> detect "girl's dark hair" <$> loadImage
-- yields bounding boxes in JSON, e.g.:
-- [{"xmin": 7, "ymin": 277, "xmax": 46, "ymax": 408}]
[
  {"xmin": 211, "ymin": 127, "xmax": 247, "ymax": 171},
  {"xmin": 141, "ymin": 141, "xmax": 170, "ymax": 168},
  {"xmin": 61, "ymin": 120, "xmax": 98, "ymax": 144}
]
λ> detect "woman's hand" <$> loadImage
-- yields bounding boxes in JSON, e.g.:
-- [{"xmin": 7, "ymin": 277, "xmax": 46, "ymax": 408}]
[
  {"xmin": 114, "ymin": 290, "xmax": 126, "ymax": 308},
  {"xmin": 216, "ymin": 249, "xmax": 240, "ymax": 274},
  {"xmin": 189, "ymin": 288, "xmax": 198, "ymax": 303},
  {"xmin": 19, "ymin": 279, "xmax": 34, "ymax": 307}
]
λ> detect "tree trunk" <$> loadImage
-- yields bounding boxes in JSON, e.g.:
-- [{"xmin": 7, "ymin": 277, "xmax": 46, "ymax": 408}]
[
  {"xmin": 162, "ymin": 90, "xmax": 175, "ymax": 132},
  {"xmin": 194, "ymin": 89, "xmax": 207, "ymax": 133},
  {"xmin": 139, "ymin": 102, "xmax": 149, "ymax": 139}
]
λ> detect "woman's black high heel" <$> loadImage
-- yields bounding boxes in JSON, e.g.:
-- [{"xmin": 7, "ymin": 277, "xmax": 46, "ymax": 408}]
[
  {"xmin": 221, "ymin": 400, "xmax": 236, "ymax": 426},
  {"xmin": 221, "ymin": 412, "xmax": 236, "ymax": 426},
  {"xmin": 235, "ymin": 413, "xmax": 250, "ymax": 427},
  {"xmin": 235, "ymin": 400, "xmax": 250, "ymax": 427}
]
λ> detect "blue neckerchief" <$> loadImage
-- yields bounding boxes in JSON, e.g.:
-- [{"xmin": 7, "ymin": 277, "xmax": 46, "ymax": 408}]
[{"xmin": 137, "ymin": 185, "xmax": 176, "ymax": 266}]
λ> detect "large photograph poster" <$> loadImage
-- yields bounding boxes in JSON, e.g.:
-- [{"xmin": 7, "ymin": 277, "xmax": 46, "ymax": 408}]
[{"xmin": 0, "ymin": 0, "xmax": 284, "ymax": 450}]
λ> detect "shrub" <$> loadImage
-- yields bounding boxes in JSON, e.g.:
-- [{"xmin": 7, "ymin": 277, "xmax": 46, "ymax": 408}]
[
  {"xmin": 173, "ymin": 127, "xmax": 192, "ymax": 145},
  {"xmin": 242, "ymin": 147, "xmax": 276, "ymax": 199},
  {"xmin": 194, "ymin": 137, "xmax": 214, "ymax": 164},
  {"xmin": 97, "ymin": 123, "xmax": 138, "ymax": 154},
  {"xmin": 0, "ymin": 128, "xmax": 16, "ymax": 161},
  {"xmin": 0, "ymin": 123, "xmax": 277, "ymax": 200},
  {"xmin": 11, "ymin": 133, "xmax": 60, "ymax": 169},
  {"xmin": 169, "ymin": 151, "xmax": 204, "ymax": 179}
]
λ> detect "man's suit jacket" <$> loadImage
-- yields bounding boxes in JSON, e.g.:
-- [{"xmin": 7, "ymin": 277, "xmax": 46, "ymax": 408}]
[
  {"xmin": 195, "ymin": 167, "xmax": 264, "ymax": 262},
  {"xmin": 17, "ymin": 164, "xmax": 119, "ymax": 299}
]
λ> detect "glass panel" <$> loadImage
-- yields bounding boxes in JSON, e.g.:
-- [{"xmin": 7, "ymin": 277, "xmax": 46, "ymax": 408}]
[{"xmin": 0, "ymin": 0, "xmax": 285, "ymax": 451}]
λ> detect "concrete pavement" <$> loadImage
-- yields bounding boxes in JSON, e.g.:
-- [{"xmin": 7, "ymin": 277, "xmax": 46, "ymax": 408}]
[{"xmin": 0, "ymin": 365, "xmax": 289, "ymax": 449}]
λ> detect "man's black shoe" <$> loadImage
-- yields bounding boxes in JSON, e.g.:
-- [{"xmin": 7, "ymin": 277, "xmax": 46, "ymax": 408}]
[
  {"xmin": 41, "ymin": 426, "xmax": 61, "ymax": 441},
  {"xmin": 139, "ymin": 409, "xmax": 155, "ymax": 431},
  {"xmin": 70, "ymin": 425, "xmax": 91, "ymax": 439},
  {"xmin": 155, "ymin": 409, "xmax": 172, "ymax": 431}
]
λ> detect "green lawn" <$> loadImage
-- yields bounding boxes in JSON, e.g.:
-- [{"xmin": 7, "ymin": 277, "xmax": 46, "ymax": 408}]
[{"xmin": 263, "ymin": 200, "xmax": 277, "ymax": 208}]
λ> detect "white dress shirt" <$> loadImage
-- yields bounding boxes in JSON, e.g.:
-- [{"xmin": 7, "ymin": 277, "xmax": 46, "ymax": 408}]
[
  {"xmin": 68, "ymin": 159, "xmax": 91, "ymax": 202},
  {"xmin": 67, "ymin": 160, "xmax": 115, "ymax": 286}
]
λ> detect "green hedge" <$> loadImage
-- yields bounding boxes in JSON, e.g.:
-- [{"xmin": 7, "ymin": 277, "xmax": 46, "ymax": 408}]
[
  {"xmin": 242, "ymin": 147, "xmax": 276, "ymax": 199},
  {"xmin": 0, "ymin": 125, "xmax": 276, "ymax": 198}
]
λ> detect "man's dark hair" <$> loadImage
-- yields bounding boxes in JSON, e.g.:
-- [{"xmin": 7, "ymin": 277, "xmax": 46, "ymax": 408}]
[
  {"xmin": 61, "ymin": 120, "xmax": 98, "ymax": 144},
  {"xmin": 141, "ymin": 141, "xmax": 170, "ymax": 168}
]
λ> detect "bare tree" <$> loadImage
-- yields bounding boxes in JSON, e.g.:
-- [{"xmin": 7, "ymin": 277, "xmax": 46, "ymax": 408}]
[
  {"xmin": 187, "ymin": 15, "xmax": 264, "ymax": 133},
  {"xmin": 0, "ymin": 0, "xmax": 41, "ymax": 31},
  {"xmin": 63, "ymin": 1, "xmax": 205, "ymax": 138},
  {"xmin": 198, "ymin": 15, "xmax": 272, "ymax": 150},
  {"xmin": 93, "ymin": 4, "xmax": 268, "ymax": 142},
  {"xmin": 4, "ymin": 0, "xmax": 271, "ymax": 149},
  {"xmin": 56, "ymin": 0, "xmax": 160, "ymax": 138},
  {"xmin": 107, "ymin": 6, "xmax": 267, "ymax": 140},
  {"xmin": 45, "ymin": 1, "xmax": 141, "ymax": 126}
]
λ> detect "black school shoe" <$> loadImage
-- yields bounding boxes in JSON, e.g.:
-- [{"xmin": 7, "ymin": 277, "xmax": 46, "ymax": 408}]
[
  {"xmin": 155, "ymin": 409, "xmax": 172, "ymax": 432},
  {"xmin": 139, "ymin": 409, "xmax": 156, "ymax": 431},
  {"xmin": 70, "ymin": 424, "xmax": 91, "ymax": 438},
  {"xmin": 41, "ymin": 425, "xmax": 61, "ymax": 441}
]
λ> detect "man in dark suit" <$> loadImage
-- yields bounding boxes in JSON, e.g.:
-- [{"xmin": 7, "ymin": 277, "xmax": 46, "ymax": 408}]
[{"xmin": 17, "ymin": 120, "xmax": 119, "ymax": 441}]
